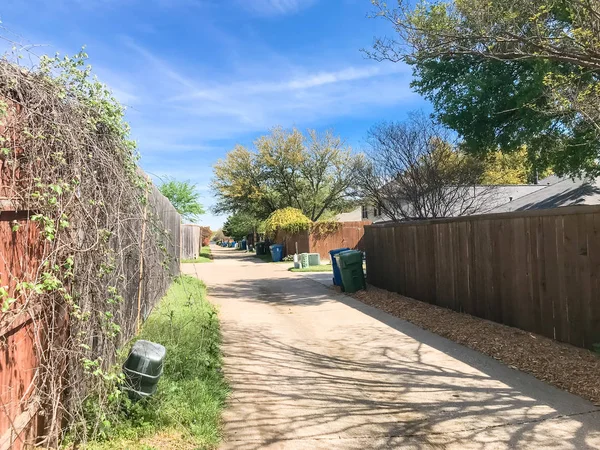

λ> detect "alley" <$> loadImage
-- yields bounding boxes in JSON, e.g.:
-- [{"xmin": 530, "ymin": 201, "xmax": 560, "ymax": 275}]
[{"xmin": 182, "ymin": 246, "xmax": 600, "ymax": 450}]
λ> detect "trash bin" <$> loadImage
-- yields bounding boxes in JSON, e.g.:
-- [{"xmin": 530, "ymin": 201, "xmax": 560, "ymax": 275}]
[
  {"xmin": 229, "ymin": 241, "xmax": 236, "ymax": 248},
  {"xmin": 241, "ymin": 239, "xmax": 247, "ymax": 251},
  {"xmin": 335, "ymin": 250, "xmax": 366, "ymax": 293},
  {"xmin": 256, "ymin": 242, "xmax": 266, "ymax": 255},
  {"xmin": 270, "ymin": 244, "xmax": 284, "ymax": 262},
  {"xmin": 329, "ymin": 248, "xmax": 350, "ymax": 286},
  {"xmin": 308, "ymin": 253, "xmax": 320, "ymax": 266},
  {"xmin": 122, "ymin": 340, "xmax": 166, "ymax": 400},
  {"xmin": 300, "ymin": 253, "xmax": 310, "ymax": 269}
]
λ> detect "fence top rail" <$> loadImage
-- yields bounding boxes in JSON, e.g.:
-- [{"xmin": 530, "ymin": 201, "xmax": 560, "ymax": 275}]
[{"xmin": 366, "ymin": 204, "xmax": 600, "ymax": 229}]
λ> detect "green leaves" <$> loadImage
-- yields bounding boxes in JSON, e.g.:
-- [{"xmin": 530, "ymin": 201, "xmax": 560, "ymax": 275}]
[
  {"xmin": 158, "ymin": 178, "xmax": 205, "ymax": 222},
  {"xmin": 0, "ymin": 287, "xmax": 16, "ymax": 312},
  {"xmin": 264, "ymin": 207, "xmax": 312, "ymax": 237},
  {"xmin": 370, "ymin": 0, "xmax": 600, "ymax": 176},
  {"xmin": 212, "ymin": 128, "xmax": 362, "ymax": 221}
]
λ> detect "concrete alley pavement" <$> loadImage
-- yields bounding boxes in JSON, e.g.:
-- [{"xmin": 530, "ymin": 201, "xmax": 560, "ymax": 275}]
[{"xmin": 182, "ymin": 245, "xmax": 600, "ymax": 450}]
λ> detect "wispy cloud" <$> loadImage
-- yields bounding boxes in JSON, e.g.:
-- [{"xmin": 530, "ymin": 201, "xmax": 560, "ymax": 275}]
[
  {"xmin": 118, "ymin": 35, "xmax": 416, "ymax": 143},
  {"xmin": 239, "ymin": 0, "xmax": 317, "ymax": 16}
]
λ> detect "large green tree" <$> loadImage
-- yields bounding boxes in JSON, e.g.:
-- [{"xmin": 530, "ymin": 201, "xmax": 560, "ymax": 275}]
[
  {"xmin": 367, "ymin": 0, "xmax": 600, "ymax": 176},
  {"xmin": 222, "ymin": 212, "xmax": 263, "ymax": 241},
  {"xmin": 158, "ymin": 178, "xmax": 205, "ymax": 222},
  {"xmin": 212, "ymin": 127, "xmax": 363, "ymax": 221},
  {"xmin": 411, "ymin": 56, "xmax": 562, "ymax": 176}
]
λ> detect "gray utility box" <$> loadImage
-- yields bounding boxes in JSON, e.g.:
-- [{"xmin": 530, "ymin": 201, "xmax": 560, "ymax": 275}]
[{"xmin": 123, "ymin": 340, "xmax": 166, "ymax": 399}]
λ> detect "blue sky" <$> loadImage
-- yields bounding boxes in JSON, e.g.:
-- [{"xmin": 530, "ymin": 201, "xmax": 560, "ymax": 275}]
[{"xmin": 0, "ymin": 0, "xmax": 429, "ymax": 228}]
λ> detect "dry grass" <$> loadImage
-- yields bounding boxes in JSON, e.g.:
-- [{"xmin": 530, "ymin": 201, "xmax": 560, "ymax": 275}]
[{"xmin": 350, "ymin": 285, "xmax": 600, "ymax": 405}]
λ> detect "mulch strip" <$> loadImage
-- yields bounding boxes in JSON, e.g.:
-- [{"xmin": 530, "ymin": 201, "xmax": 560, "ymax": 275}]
[{"xmin": 348, "ymin": 285, "xmax": 600, "ymax": 405}]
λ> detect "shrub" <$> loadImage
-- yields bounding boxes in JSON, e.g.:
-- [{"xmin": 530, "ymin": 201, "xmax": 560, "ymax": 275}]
[{"xmin": 264, "ymin": 207, "xmax": 312, "ymax": 238}]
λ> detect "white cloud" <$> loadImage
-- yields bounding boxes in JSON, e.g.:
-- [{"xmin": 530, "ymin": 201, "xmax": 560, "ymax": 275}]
[
  {"xmin": 239, "ymin": 0, "xmax": 317, "ymax": 16},
  {"xmin": 104, "ymin": 37, "xmax": 419, "ymax": 154}
]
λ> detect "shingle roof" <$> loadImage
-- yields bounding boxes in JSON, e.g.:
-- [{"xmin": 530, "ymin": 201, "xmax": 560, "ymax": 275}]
[{"xmin": 488, "ymin": 176, "xmax": 600, "ymax": 213}]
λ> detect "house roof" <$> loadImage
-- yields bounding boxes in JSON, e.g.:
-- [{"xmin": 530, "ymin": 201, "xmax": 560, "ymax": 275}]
[{"xmin": 488, "ymin": 176, "xmax": 600, "ymax": 213}]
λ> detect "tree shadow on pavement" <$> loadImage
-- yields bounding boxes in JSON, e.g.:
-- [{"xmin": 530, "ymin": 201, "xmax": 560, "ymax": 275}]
[
  {"xmin": 219, "ymin": 323, "xmax": 600, "ymax": 450},
  {"xmin": 206, "ymin": 264, "xmax": 600, "ymax": 449}
]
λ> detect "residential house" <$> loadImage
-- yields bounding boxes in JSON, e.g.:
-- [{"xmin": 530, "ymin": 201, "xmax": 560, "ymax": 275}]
[
  {"xmin": 488, "ymin": 176, "xmax": 600, "ymax": 213},
  {"xmin": 338, "ymin": 184, "xmax": 545, "ymax": 223}
]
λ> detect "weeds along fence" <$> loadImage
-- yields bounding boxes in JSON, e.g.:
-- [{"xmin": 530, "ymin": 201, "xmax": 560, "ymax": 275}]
[
  {"xmin": 277, "ymin": 221, "xmax": 371, "ymax": 260},
  {"xmin": 364, "ymin": 206, "xmax": 600, "ymax": 350},
  {"xmin": 0, "ymin": 59, "xmax": 181, "ymax": 448}
]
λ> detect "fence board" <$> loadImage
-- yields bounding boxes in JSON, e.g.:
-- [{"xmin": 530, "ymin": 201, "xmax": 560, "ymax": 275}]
[
  {"xmin": 364, "ymin": 205, "xmax": 600, "ymax": 349},
  {"xmin": 277, "ymin": 221, "xmax": 371, "ymax": 261},
  {"xmin": 589, "ymin": 215, "xmax": 600, "ymax": 346}
]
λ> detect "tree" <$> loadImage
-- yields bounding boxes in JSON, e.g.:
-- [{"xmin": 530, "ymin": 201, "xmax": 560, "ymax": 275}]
[
  {"xmin": 357, "ymin": 114, "xmax": 496, "ymax": 221},
  {"xmin": 264, "ymin": 207, "xmax": 312, "ymax": 238},
  {"xmin": 213, "ymin": 228, "xmax": 226, "ymax": 241},
  {"xmin": 481, "ymin": 147, "xmax": 552, "ymax": 185},
  {"xmin": 222, "ymin": 212, "xmax": 263, "ymax": 241},
  {"xmin": 366, "ymin": 0, "xmax": 600, "ymax": 176},
  {"xmin": 410, "ymin": 55, "xmax": 562, "ymax": 175},
  {"xmin": 158, "ymin": 178, "xmax": 205, "ymax": 222},
  {"xmin": 212, "ymin": 127, "xmax": 363, "ymax": 221}
]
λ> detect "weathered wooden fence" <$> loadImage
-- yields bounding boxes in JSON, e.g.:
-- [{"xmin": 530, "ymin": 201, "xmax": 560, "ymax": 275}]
[
  {"xmin": 181, "ymin": 224, "xmax": 201, "ymax": 260},
  {"xmin": 0, "ymin": 212, "xmax": 45, "ymax": 450},
  {"xmin": 278, "ymin": 221, "xmax": 371, "ymax": 260},
  {"xmin": 364, "ymin": 206, "xmax": 600, "ymax": 349},
  {"xmin": 0, "ymin": 182, "xmax": 181, "ymax": 450}
]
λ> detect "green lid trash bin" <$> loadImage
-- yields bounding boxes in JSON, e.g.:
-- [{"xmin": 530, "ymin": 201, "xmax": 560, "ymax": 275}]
[
  {"xmin": 300, "ymin": 253, "xmax": 310, "ymax": 269},
  {"xmin": 123, "ymin": 340, "xmax": 166, "ymax": 400},
  {"xmin": 335, "ymin": 250, "xmax": 366, "ymax": 293}
]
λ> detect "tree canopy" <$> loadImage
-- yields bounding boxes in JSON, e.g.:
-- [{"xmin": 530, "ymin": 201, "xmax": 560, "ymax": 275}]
[
  {"xmin": 211, "ymin": 127, "xmax": 363, "ymax": 221},
  {"xmin": 367, "ymin": 0, "xmax": 600, "ymax": 176},
  {"xmin": 222, "ymin": 212, "xmax": 263, "ymax": 241},
  {"xmin": 158, "ymin": 178, "xmax": 205, "ymax": 222}
]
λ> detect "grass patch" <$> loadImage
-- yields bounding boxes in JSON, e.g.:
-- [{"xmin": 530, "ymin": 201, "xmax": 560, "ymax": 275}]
[
  {"xmin": 289, "ymin": 265, "xmax": 333, "ymax": 273},
  {"xmin": 181, "ymin": 245, "xmax": 213, "ymax": 263},
  {"xmin": 88, "ymin": 276, "xmax": 228, "ymax": 450}
]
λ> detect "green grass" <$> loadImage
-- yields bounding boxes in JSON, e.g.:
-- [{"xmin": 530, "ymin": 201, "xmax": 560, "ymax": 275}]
[
  {"xmin": 289, "ymin": 265, "xmax": 333, "ymax": 273},
  {"xmin": 181, "ymin": 245, "xmax": 213, "ymax": 263},
  {"xmin": 88, "ymin": 276, "xmax": 229, "ymax": 450}
]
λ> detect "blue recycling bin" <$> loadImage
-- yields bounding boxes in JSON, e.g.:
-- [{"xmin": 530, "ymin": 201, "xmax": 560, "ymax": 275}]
[
  {"xmin": 229, "ymin": 241, "xmax": 236, "ymax": 248},
  {"xmin": 241, "ymin": 239, "xmax": 247, "ymax": 250},
  {"xmin": 269, "ymin": 244, "xmax": 284, "ymax": 262},
  {"xmin": 329, "ymin": 247, "xmax": 350, "ymax": 286}
]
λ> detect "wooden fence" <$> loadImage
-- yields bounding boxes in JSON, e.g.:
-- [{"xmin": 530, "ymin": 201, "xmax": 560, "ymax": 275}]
[
  {"xmin": 0, "ymin": 182, "xmax": 181, "ymax": 450},
  {"xmin": 278, "ymin": 221, "xmax": 371, "ymax": 260},
  {"xmin": 181, "ymin": 224, "xmax": 201, "ymax": 260},
  {"xmin": 364, "ymin": 206, "xmax": 600, "ymax": 349}
]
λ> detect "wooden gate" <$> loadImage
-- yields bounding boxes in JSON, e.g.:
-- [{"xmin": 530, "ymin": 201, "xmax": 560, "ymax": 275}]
[{"xmin": 0, "ymin": 212, "xmax": 44, "ymax": 450}]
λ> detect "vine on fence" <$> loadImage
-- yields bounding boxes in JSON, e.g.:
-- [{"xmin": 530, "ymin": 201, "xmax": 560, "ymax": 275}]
[
  {"xmin": 311, "ymin": 220, "xmax": 342, "ymax": 238},
  {"xmin": 264, "ymin": 207, "xmax": 312, "ymax": 238},
  {"xmin": 0, "ymin": 49, "xmax": 175, "ymax": 446}
]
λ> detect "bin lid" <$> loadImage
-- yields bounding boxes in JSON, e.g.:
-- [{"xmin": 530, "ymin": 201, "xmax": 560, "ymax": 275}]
[
  {"xmin": 124, "ymin": 340, "xmax": 166, "ymax": 376},
  {"xmin": 329, "ymin": 247, "xmax": 350, "ymax": 256},
  {"xmin": 337, "ymin": 250, "xmax": 363, "ymax": 266}
]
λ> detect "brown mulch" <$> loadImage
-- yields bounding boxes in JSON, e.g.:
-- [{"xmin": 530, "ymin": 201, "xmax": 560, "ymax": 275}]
[{"xmin": 348, "ymin": 285, "xmax": 600, "ymax": 406}]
